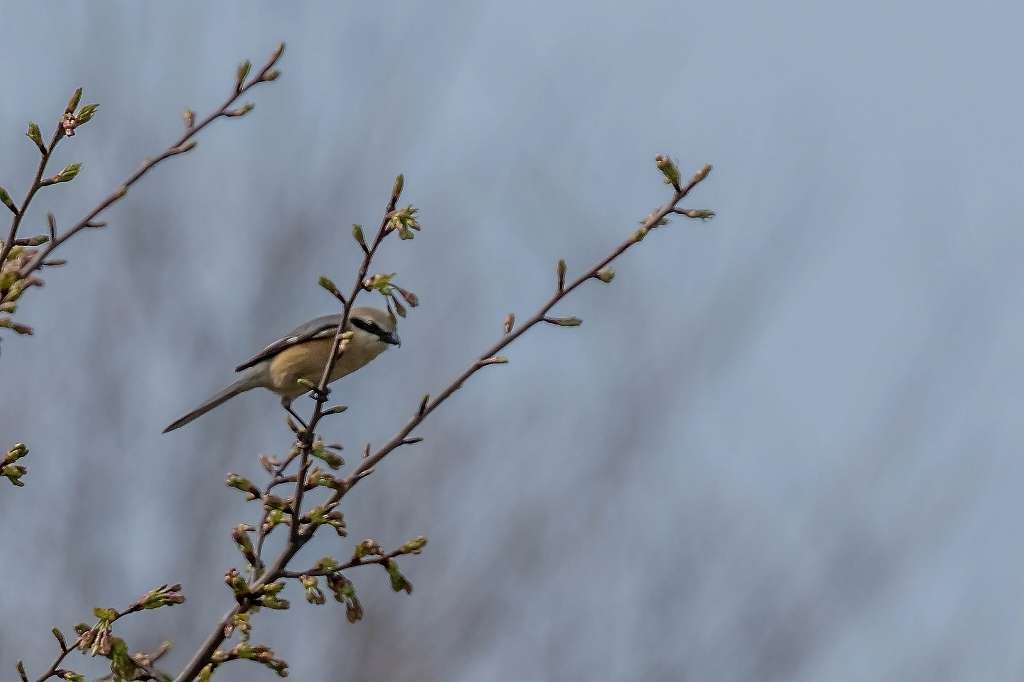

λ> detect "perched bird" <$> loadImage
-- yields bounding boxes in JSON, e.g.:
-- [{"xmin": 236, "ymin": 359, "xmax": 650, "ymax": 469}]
[{"xmin": 163, "ymin": 306, "xmax": 400, "ymax": 433}]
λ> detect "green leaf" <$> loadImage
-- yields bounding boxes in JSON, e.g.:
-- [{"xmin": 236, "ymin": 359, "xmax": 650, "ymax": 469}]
[
  {"xmin": 2, "ymin": 463, "xmax": 28, "ymax": 486},
  {"xmin": 236, "ymin": 60, "xmax": 251, "ymax": 87},
  {"xmin": 56, "ymin": 163, "xmax": 82, "ymax": 183},
  {"xmin": 225, "ymin": 473, "xmax": 258, "ymax": 499},
  {"xmin": 138, "ymin": 583, "xmax": 185, "ymax": 609},
  {"xmin": 387, "ymin": 205, "xmax": 420, "ymax": 233},
  {"xmin": 318, "ymin": 275, "xmax": 339, "ymax": 296},
  {"xmin": 26, "ymin": 122, "xmax": 44, "ymax": 150},
  {"xmin": 109, "ymin": 637, "xmax": 138, "ymax": 680},
  {"xmin": 65, "ymin": 87, "xmax": 83, "ymax": 114},
  {"xmin": 655, "ymin": 153, "xmax": 681, "ymax": 186},
  {"xmin": 400, "ymin": 536, "xmax": 427, "ymax": 554},
  {"xmin": 385, "ymin": 559, "xmax": 413, "ymax": 594},
  {"xmin": 311, "ymin": 441, "xmax": 343, "ymax": 469},
  {"xmin": 75, "ymin": 103, "xmax": 99, "ymax": 125},
  {"xmin": 547, "ymin": 316, "xmax": 582, "ymax": 327},
  {"xmin": 0, "ymin": 186, "xmax": 17, "ymax": 215},
  {"xmin": 93, "ymin": 607, "xmax": 117, "ymax": 622},
  {"xmin": 0, "ymin": 271, "xmax": 19, "ymax": 290},
  {"xmin": 364, "ymin": 273, "xmax": 395, "ymax": 292}
]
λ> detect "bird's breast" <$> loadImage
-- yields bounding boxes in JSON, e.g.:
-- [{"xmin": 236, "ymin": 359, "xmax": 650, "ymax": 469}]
[{"xmin": 268, "ymin": 339, "xmax": 384, "ymax": 398}]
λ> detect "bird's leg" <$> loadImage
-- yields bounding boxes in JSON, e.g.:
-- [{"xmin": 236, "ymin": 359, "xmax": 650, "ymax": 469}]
[{"xmin": 281, "ymin": 396, "xmax": 308, "ymax": 430}]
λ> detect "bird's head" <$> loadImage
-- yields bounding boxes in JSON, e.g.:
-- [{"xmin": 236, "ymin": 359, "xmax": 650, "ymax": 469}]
[{"xmin": 347, "ymin": 306, "xmax": 401, "ymax": 349}]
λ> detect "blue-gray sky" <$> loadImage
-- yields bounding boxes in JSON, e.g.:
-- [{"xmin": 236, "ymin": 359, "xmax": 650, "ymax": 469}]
[{"xmin": 2, "ymin": 2, "xmax": 1022, "ymax": 680}]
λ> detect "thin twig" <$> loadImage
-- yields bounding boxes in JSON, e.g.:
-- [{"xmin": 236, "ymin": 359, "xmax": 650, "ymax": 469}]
[
  {"xmin": 0, "ymin": 125, "xmax": 63, "ymax": 266},
  {"xmin": 31, "ymin": 599, "xmax": 164, "ymax": 682},
  {"xmin": 341, "ymin": 163, "xmax": 713, "ymax": 492},
  {"xmin": 279, "ymin": 548, "xmax": 405, "ymax": 579}
]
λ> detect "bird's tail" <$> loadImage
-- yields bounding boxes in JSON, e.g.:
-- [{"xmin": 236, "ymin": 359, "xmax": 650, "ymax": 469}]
[{"xmin": 163, "ymin": 368, "xmax": 264, "ymax": 433}]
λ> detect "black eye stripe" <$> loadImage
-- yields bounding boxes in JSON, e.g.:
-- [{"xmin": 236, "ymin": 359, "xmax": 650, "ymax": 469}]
[{"xmin": 351, "ymin": 317, "xmax": 381, "ymax": 334}]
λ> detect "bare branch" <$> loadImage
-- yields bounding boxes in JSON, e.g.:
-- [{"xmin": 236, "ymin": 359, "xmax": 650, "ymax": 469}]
[
  {"xmin": 1, "ymin": 42, "xmax": 286, "ymax": 306},
  {"xmin": 343, "ymin": 161, "xmax": 713, "ymax": 491}
]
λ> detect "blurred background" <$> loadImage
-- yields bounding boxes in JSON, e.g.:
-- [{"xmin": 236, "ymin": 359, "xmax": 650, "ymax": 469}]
[{"xmin": 2, "ymin": 1, "xmax": 1022, "ymax": 680}]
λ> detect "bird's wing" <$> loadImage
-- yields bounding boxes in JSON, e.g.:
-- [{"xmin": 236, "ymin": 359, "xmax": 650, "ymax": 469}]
[{"xmin": 233, "ymin": 314, "xmax": 344, "ymax": 372}]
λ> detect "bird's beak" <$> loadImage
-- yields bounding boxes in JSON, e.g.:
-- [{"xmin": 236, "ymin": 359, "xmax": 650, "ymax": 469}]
[{"xmin": 382, "ymin": 331, "xmax": 401, "ymax": 347}]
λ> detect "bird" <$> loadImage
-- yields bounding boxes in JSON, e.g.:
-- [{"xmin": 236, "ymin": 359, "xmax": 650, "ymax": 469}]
[{"xmin": 163, "ymin": 306, "xmax": 400, "ymax": 433}]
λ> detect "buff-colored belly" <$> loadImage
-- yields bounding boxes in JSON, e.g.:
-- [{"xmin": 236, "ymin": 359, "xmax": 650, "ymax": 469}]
[{"xmin": 268, "ymin": 339, "xmax": 383, "ymax": 399}]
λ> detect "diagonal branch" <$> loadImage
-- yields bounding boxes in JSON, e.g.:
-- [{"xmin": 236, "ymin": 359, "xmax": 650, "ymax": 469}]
[
  {"xmin": 3, "ymin": 42, "xmax": 285, "ymax": 301},
  {"xmin": 341, "ymin": 162, "xmax": 713, "ymax": 493},
  {"xmin": 173, "ymin": 159, "xmax": 712, "ymax": 682}
]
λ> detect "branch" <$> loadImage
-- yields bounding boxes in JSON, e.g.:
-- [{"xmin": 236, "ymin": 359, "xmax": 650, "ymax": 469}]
[
  {"xmin": 173, "ymin": 157, "xmax": 712, "ymax": 681},
  {"xmin": 24, "ymin": 584, "xmax": 183, "ymax": 682},
  {"xmin": 1, "ymin": 42, "xmax": 285, "ymax": 306},
  {"xmin": 279, "ymin": 546, "xmax": 409, "ymax": 579},
  {"xmin": 0, "ymin": 114, "xmax": 64, "ymax": 266},
  {"xmin": 174, "ymin": 175, "xmax": 405, "ymax": 682},
  {"xmin": 343, "ymin": 160, "xmax": 713, "ymax": 491}
]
